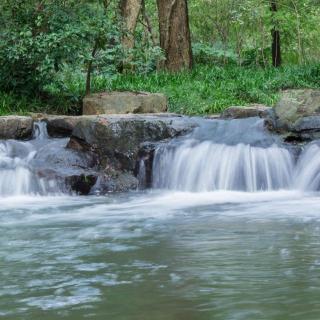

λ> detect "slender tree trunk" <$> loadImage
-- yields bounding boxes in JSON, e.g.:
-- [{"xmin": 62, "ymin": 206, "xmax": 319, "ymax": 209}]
[
  {"xmin": 157, "ymin": 0, "xmax": 192, "ymax": 71},
  {"xmin": 270, "ymin": 0, "xmax": 281, "ymax": 67},
  {"xmin": 140, "ymin": 0, "xmax": 157, "ymax": 46},
  {"xmin": 85, "ymin": 41, "xmax": 98, "ymax": 96},
  {"xmin": 120, "ymin": 0, "xmax": 143, "ymax": 50},
  {"xmin": 291, "ymin": 0, "xmax": 304, "ymax": 64}
]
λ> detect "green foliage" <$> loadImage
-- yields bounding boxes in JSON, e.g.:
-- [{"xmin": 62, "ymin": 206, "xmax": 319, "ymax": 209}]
[
  {"xmin": 2, "ymin": 64, "xmax": 319, "ymax": 116},
  {"xmin": 104, "ymin": 64, "xmax": 320, "ymax": 114},
  {"xmin": 0, "ymin": 0, "xmax": 320, "ymax": 116},
  {"xmin": 192, "ymin": 42, "xmax": 238, "ymax": 65},
  {"xmin": 189, "ymin": 0, "xmax": 320, "ymax": 66},
  {"xmin": 0, "ymin": 0, "xmax": 163, "ymax": 110},
  {"xmin": 0, "ymin": 0, "xmax": 85, "ymax": 94}
]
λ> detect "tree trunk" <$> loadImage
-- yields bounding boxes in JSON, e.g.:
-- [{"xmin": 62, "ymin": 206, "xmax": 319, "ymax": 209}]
[
  {"xmin": 270, "ymin": 0, "xmax": 281, "ymax": 67},
  {"xmin": 120, "ymin": 0, "xmax": 143, "ymax": 50},
  {"xmin": 141, "ymin": 0, "xmax": 157, "ymax": 46},
  {"xmin": 85, "ymin": 41, "xmax": 98, "ymax": 96},
  {"xmin": 157, "ymin": 0, "xmax": 192, "ymax": 71}
]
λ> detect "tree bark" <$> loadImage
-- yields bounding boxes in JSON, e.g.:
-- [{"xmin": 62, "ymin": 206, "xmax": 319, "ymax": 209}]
[
  {"xmin": 85, "ymin": 41, "xmax": 98, "ymax": 96},
  {"xmin": 120, "ymin": 0, "xmax": 143, "ymax": 50},
  {"xmin": 140, "ymin": 0, "xmax": 157, "ymax": 46},
  {"xmin": 157, "ymin": 0, "xmax": 192, "ymax": 71},
  {"xmin": 270, "ymin": 0, "xmax": 281, "ymax": 67}
]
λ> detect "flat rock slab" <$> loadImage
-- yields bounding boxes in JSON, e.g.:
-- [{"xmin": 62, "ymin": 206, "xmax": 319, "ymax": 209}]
[
  {"xmin": 0, "ymin": 116, "xmax": 33, "ymax": 140},
  {"xmin": 220, "ymin": 104, "xmax": 271, "ymax": 119},
  {"xmin": 83, "ymin": 91, "xmax": 168, "ymax": 115},
  {"xmin": 44, "ymin": 115, "xmax": 96, "ymax": 137}
]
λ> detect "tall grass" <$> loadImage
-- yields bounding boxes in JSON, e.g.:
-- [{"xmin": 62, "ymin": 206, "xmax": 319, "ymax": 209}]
[{"xmin": 1, "ymin": 64, "xmax": 320, "ymax": 115}]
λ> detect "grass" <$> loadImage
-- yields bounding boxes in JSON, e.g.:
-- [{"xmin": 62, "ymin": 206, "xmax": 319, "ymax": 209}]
[{"xmin": 1, "ymin": 63, "xmax": 320, "ymax": 115}]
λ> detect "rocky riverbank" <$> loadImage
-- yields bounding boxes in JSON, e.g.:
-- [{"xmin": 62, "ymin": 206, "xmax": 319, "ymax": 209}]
[
  {"xmin": 1, "ymin": 89, "xmax": 320, "ymax": 194},
  {"xmin": 0, "ymin": 114, "xmax": 198, "ymax": 194}
]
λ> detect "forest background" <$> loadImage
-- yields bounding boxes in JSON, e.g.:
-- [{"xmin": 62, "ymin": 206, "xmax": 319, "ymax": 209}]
[{"xmin": 0, "ymin": 0, "xmax": 319, "ymax": 115}]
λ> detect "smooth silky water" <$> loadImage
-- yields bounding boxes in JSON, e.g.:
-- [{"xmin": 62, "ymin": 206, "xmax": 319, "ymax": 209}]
[{"xmin": 1, "ymin": 118, "xmax": 320, "ymax": 320}]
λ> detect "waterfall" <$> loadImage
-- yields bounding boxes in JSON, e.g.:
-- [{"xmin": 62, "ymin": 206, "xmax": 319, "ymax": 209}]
[
  {"xmin": 137, "ymin": 159, "xmax": 147, "ymax": 189},
  {"xmin": 294, "ymin": 143, "xmax": 320, "ymax": 191},
  {"xmin": 141, "ymin": 118, "xmax": 320, "ymax": 192},
  {"xmin": 33, "ymin": 121, "xmax": 49, "ymax": 140},
  {"xmin": 0, "ymin": 122, "xmax": 59, "ymax": 196},
  {"xmin": 152, "ymin": 142, "xmax": 294, "ymax": 192}
]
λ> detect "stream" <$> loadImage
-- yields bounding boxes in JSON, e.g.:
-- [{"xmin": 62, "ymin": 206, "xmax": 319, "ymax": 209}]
[{"xmin": 1, "ymin": 118, "xmax": 320, "ymax": 319}]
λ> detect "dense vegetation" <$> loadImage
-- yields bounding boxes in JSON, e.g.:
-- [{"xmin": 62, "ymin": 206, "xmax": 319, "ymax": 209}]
[{"xmin": 0, "ymin": 0, "xmax": 319, "ymax": 115}]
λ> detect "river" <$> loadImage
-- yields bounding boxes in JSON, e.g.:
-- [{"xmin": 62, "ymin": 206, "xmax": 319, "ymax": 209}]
[
  {"xmin": 1, "ymin": 118, "xmax": 320, "ymax": 319},
  {"xmin": 1, "ymin": 191, "xmax": 320, "ymax": 319}
]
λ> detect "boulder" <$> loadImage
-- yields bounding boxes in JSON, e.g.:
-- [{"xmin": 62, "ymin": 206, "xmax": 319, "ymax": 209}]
[
  {"xmin": 274, "ymin": 89, "xmax": 320, "ymax": 130},
  {"xmin": 83, "ymin": 91, "xmax": 168, "ymax": 115},
  {"xmin": 67, "ymin": 114, "xmax": 197, "ymax": 192},
  {"xmin": 68, "ymin": 114, "xmax": 197, "ymax": 171},
  {"xmin": 0, "ymin": 116, "xmax": 33, "ymax": 140},
  {"xmin": 90, "ymin": 172, "xmax": 138, "ymax": 194},
  {"xmin": 220, "ymin": 104, "xmax": 271, "ymax": 119},
  {"xmin": 266, "ymin": 89, "xmax": 320, "ymax": 143},
  {"xmin": 31, "ymin": 138, "xmax": 99, "ymax": 195},
  {"xmin": 44, "ymin": 115, "xmax": 95, "ymax": 137},
  {"xmin": 28, "ymin": 114, "xmax": 95, "ymax": 138}
]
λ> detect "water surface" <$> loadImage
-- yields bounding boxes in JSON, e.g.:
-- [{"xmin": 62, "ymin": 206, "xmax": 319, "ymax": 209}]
[{"xmin": 1, "ymin": 191, "xmax": 320, "ymax": 320}]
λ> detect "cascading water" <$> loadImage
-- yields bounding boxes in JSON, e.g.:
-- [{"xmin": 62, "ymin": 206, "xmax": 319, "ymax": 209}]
[
  {"xmin": 3, "ymin": 116, "xmax": 320, "ymax": 320},
  {"xmin": 153, "ymin": 142, "xmax": 294, "ymax": 191},
  {"xmin": 143, "ymin": 117, "xmax": 320, "ymax": 192},
  {"xmin": 0, "ymin": 122, "xmax": 59, "ymax": 196},
  {"xmin": 3, "ymin": 117, "xmax": 320, "ymax": 196},
  {"xmin": 294, "ymin": 142, "xmax": 320, "ymax": 191}
]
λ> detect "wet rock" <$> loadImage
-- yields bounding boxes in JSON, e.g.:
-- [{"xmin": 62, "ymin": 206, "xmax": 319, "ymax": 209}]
[
  {"xmin": 267, "ymin": 90, "xmax": 320, "ymax": 143},
  {"xmin": 65, "ymin": 174, "xmax": 98, "ymax": 195},
  {"xmin": 0, "ymin": 116, "xmax": 33, "ymax": 140},
  {"xmin": 220, "ymin": 104, "xmax": 271, "ymax": 119},
  {"xmin": 83, "ymin": 91, "xmax": 168, "ymax": 115},
  {"xmin": 68, "ymin": 114, "xmax": 197, "ymax": 171},
  {"xmin": 31, "ymin": 138, "xmax": 99, "ymax": 195},
  {"xmin": 44, "ymin": 115, "xmax": 95, "ymax": 138},
  {"xmin": 66, "ymin": 114, "xmax": 197, "ymax": 193},
  {"xmin": 292, "ymin": 116, "xmax": 320, "ymax": 133},
  {"xmin": 135, "ymin": 141, "xmax": 161, "ymax": 188},
  {"xmin": 274, "ymin": 89, "xmax": 320, "ymax": 131},
  {"xmin": 91, "ymin": 172, "xmax": 138, "ymax": 194},
  {"xmin": 279, "ymin": 116, "xmax": 320, "ymax": 143}
]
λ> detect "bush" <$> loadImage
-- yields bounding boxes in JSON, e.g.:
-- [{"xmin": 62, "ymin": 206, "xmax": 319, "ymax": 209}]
[{"xmin": 192, "ymin": 42, "xmax": 238, "ymax": 65}]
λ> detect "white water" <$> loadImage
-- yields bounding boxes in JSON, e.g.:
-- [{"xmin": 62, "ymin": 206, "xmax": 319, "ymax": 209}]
[
  {"xmin": 294, "ymin": 143, "xmax": 320, "ymax": 190},
  {"xmin": 0, "ymin": 122, "xmax": 59, "ymax": 196},
  {"xmin": 2, "ymin": 117, "xmax": 320, "ymax": 196},
  {"xmin": 149, "ymin": 118, "xmax": 320, "ymax": 192},
  {"xmin": 2, "ymin": 117, "xmax": 320, "ymax": 319},
  {"xmin": 152, "ymin": 141, "xmax": 320, "ymax": 192},
  {"xmin": 153, "ymin": 142, "xmax": 294, "ymax": 191}
]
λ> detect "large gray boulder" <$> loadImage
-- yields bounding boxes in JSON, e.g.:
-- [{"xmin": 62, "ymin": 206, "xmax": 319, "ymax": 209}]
[
  {"xmin": 268, "ymin": 89, "xmax": 320, "ymax": 142},
  {"xmin": 68, "ymin": 114, "xmax": 197, "ymax": 170},
  {"xmin": 83, "ymin": 91, "xmax": 168, "ymax": 115},
  {"xmin": 0, "ymin": 116, "xmax": 33, "ymax": 140},
  {"xmin": 67, "ymin": 114, "xmax": 197, "ymax": 192},
  {"xmin": 274, "ymin": 89, "xmax": 320, "ymax": 130}
]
